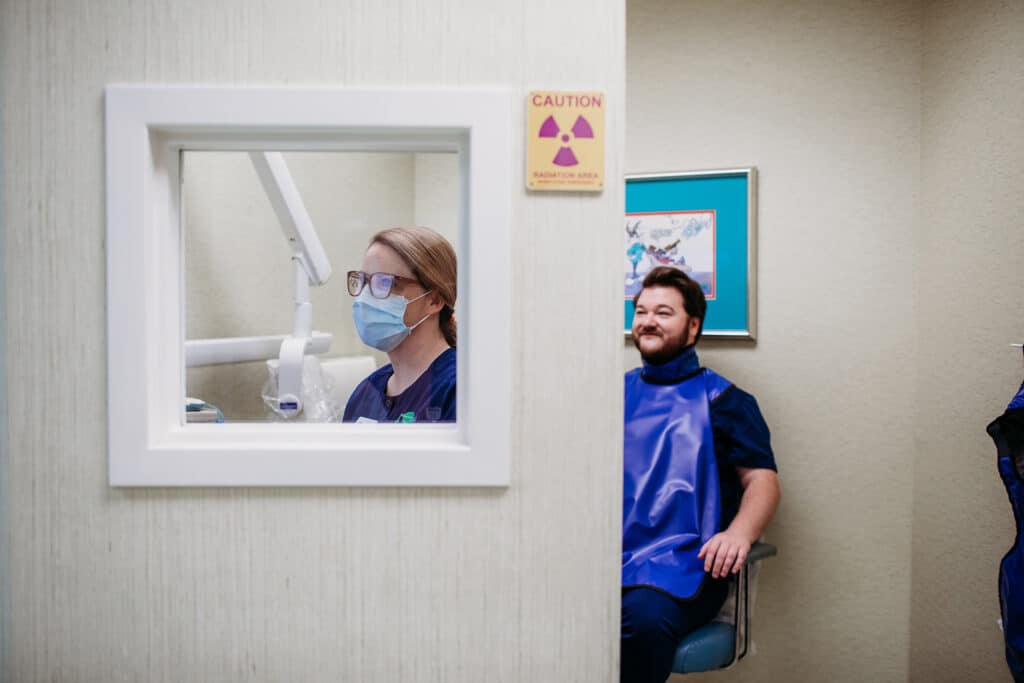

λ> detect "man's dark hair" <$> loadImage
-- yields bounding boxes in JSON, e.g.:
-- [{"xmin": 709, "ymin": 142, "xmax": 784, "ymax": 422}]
[{"xmin": 633, "ymin": 266, "xmax": 707, "ymax": 343}]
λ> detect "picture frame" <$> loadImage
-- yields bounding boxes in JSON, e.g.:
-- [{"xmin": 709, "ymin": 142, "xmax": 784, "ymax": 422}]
[{"xmin": 624, "ymin": 168, "xmax": 757, "ymax": 339}]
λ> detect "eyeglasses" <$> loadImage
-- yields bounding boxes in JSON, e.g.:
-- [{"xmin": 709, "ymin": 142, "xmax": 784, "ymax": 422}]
[{"xmin": 346, "ymin": 270, "xmax": 421, "ymax": 299}]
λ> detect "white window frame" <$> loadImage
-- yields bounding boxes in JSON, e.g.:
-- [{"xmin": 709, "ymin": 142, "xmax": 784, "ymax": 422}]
[{"xmin": 105, "ymin": 85, "xmax": 511, "ymax": 486}]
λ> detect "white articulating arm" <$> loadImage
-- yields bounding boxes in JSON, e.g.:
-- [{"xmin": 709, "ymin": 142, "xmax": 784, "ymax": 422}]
[
  {"xmin": 186, "ymin": 152, "xmax": 335, "ymax": 420},
  {"xmin": 248, "ymin": 152, "xmax": 332, "ymax": 286},
  {"xmin": 248, "ymin": 152, "xmax": 333, "ymax": 418},
  {"xmin": 185, "ymin": 333, "xmax": 332, "ymax": 367}
]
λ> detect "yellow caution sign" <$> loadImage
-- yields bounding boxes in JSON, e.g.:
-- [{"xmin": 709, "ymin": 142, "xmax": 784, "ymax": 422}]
[{"xmin": 526, "ymin": 91, "xmax": 605, "ymax": 192}]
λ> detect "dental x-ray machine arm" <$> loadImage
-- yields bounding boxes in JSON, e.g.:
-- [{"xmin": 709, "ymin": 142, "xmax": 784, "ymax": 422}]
[
  {"xmin": 249, "ymin": 151, "xmax": 332, "ymax": 418},
  {"xmin": 184, "ymin": 152, "xmax": 332, "ymax": 419}
]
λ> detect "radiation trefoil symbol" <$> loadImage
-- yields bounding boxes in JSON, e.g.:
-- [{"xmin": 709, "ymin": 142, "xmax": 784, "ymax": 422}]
[{"xmin": 537, "ymin": 115, "xmax": 595, "ymax": 167}]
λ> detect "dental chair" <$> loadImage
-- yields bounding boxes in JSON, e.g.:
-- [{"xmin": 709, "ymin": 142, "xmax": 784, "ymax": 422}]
[{"xmin": 670, "ymin": 541, "xmax": 777, "ymax": 674}]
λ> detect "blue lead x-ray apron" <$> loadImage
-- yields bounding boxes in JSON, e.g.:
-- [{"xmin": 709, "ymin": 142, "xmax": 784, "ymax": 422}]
[
  {"xmin": 622, "ymin": 368, "xmax": 730, "ymax": 600},
  {"xmin": 987, "ymin": 381, "xmax": 1024, "ymax": 682}
]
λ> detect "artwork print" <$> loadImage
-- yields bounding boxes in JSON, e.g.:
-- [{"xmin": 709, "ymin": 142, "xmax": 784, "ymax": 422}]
[
  {"xmin": 625, "ymin": 210, "xmax": 717, "ymax": 301},
  {"xmin": 624, "ymin": 169, "xmax": 755, "ymax": 338}
]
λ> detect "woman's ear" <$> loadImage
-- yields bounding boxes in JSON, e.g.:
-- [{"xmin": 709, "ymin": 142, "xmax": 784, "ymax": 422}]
[{"xmin": 427, "ymin": 290, "xmax": 445, "ymax": 314}]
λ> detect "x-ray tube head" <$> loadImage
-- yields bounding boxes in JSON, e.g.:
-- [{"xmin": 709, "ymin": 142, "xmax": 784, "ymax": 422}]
[{"xmin": 248, "ymin": 151, "xmax": 332, "ymax": 285}]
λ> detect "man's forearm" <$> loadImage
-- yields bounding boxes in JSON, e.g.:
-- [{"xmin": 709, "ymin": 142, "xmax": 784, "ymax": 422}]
[{"xmin": 727, "ymin": 469, "xmax": 781, "ymax": 543}]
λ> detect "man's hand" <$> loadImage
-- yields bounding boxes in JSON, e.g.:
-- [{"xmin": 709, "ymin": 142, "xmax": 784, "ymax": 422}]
[
  {"xmin": 698, "ymin": 530, "xmax": 751, "ymax": 579},
  {"xmin": 698, "ymin": 468, "xmax": 780, "ymax": 579}
]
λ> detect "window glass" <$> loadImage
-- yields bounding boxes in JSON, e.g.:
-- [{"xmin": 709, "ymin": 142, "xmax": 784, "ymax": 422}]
[{"xmin": 182, "ymin": 150, "xmax": 460, "ymax": 423}]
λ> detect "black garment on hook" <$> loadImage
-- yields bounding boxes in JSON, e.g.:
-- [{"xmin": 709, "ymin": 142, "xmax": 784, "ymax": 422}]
[{"xmin": 987, "ymin": 381, "xmax": 1024, "ymax": 682}]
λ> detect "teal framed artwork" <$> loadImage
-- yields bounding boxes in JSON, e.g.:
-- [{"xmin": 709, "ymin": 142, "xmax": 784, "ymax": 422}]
[{"xmin": 625, "ymin": 168, "xmax": 757, "ymax": 339}]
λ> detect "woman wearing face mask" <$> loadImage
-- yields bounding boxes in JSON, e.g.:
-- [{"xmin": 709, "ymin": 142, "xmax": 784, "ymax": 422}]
[{"xmin": 342, "ymin": 226, "xmax": 457, "ymax": 423}]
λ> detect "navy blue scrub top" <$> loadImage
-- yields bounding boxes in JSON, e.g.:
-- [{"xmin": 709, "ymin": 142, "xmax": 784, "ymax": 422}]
[{"xmin": 342, "ymin": 347, "xmax": 456, "ymax": 423}]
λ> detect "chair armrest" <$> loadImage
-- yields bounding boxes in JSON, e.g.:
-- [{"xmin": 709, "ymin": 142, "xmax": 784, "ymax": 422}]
[{"xmin": 746, "ymin": 541, "xmax": 777, "ymax": 565}]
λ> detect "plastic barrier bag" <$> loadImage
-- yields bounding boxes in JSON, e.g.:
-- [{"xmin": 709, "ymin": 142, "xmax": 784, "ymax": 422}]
[{"xmin": 262, "ymin": 355, "xmax": 343, "ymax": 422}]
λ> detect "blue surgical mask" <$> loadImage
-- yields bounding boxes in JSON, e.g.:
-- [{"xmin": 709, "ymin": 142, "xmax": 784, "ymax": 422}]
[{"xmin": 352, "ymin": 289, "xmax": 432, "ymax": 352}]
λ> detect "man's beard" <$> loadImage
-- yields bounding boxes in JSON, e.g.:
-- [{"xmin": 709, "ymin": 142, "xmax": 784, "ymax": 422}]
[{"xmin": 633, "ymin": 331, "xmax": 691, "ymax": 365}]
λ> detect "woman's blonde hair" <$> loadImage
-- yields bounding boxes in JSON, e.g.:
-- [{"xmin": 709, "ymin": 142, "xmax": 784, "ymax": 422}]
[{"xmin": 370, "ymin": 226, "xmax": 457, "ymax": 347}]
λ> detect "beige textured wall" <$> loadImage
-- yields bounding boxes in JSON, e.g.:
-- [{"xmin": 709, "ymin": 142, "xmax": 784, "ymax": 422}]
[
  {"xmin": 414, "ymin": 153, "xmax": 460, "ymax": 239},
  {"xmin": 910, "ymin": 2, "xmax": 1024, "ymax": 681},
  {"xmin": 0, "ymin": 121, "xmax": 8, "ymax": 679},
  {"xmin": 627, "ymin": 2, "xmax": 920, "ymax": 680},
  {"xmin": 0, "ymin": 1, "xmax": 624, "ymax": 681}
]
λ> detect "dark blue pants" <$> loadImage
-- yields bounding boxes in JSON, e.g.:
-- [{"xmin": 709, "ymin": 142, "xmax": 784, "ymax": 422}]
[{"xmin": 620, "ymin": 581, "xmax": 729, "ymax": 683}]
